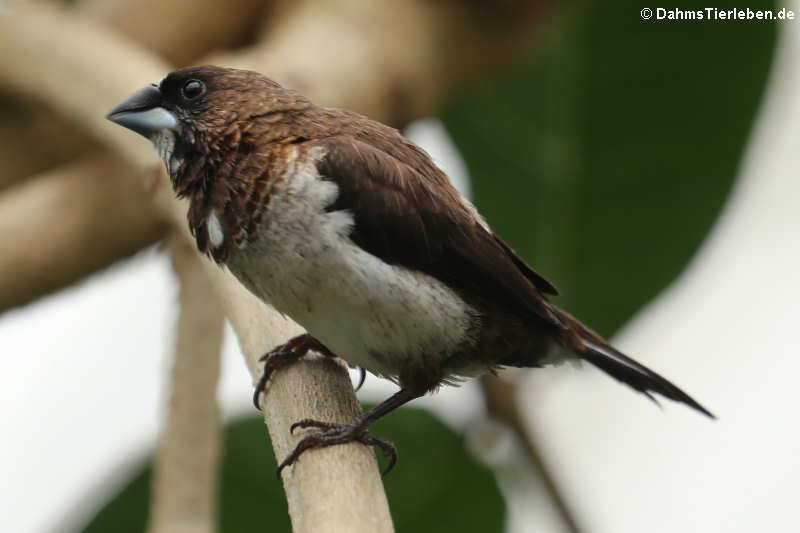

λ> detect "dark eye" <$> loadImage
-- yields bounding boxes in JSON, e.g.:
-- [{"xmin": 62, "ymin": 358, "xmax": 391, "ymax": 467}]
[{"xmin": 181, "ymin": 80, "xmax": 205, "ymax": 100}]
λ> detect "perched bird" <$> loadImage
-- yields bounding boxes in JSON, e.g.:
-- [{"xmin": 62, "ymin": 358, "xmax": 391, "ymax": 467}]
[{"xmin": 108, "ymin": 66, "xmax": 713, "ymax": 476}]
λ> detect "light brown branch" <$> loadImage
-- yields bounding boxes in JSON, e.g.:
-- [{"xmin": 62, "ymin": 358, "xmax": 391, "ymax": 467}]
[
  {"xmin": 0, "ymin": 91, "xmax": 99, "ymax": 192},
  {"xmin": 147, "ymin": 235, "xmax": 225, "ymax": 533},
  {"xmin": 79, "ymin": 0, "xmax": 272, "ymax": 66},
  {"xmin": 0, "ymin": 154, "xmax": 166, "ymax": 313}
]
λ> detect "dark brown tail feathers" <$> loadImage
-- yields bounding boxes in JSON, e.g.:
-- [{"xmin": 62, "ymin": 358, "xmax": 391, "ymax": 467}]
[{"xmin": 555, "ymin": 307, "xmax": 715, "ymax": 419}]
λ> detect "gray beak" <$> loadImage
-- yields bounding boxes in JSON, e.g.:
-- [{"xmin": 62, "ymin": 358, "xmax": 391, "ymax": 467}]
[{"xmin": 106, "ymin": 84, "xmax": 177, "ymax": 138}]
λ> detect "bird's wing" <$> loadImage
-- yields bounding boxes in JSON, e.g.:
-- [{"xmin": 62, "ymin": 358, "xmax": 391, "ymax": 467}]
[{"xmin": 313, "ymin": 135, "xmax": 562, "ymax": 326}]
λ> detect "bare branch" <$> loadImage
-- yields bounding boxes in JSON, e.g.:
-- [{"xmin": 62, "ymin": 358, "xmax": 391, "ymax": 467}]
[
  {"xmin": 0, "ymin": 91, "xmax": 98, "ymax": 192},
  {"xmin": 0, "ymin": 155, "xmax": 166, "ymax": 313},
  {"xmin": 481, "ymin": 375, "xmax": 584, "ymax": 533},
  {"xmin": 147, "ymin": 235, "xmax": 225, "ymax": 533},
  {"xmin": 79, "ymin": 0, "xmax": 272, "ymax": 66}
]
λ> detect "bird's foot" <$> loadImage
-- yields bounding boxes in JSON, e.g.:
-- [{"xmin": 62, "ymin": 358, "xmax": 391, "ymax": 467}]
[
  {"xmin": 253, "ymin": 334, "xmax": 334, "ymax": 409},
  {"xmin": 276, "ymin": 418, "xmax": 398, "ymax": 479},
  {"xmin": 275, "ymin": 390, "xmax": 417, "ymax": 479}
]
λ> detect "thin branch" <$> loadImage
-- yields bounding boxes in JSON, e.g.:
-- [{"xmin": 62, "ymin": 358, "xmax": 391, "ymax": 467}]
[
  {"xmin": 481, "ymin": 375, "xmax": 584, "ymax": 533},
  {"xmin": 147, "ymin": 235, "xmax": 225, "ymax": 533}
]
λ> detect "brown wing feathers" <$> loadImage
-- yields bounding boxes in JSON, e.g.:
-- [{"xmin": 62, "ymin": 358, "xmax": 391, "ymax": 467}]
[{"xmin": 314, "ymin": 135, "xmax": 562, "ymax": 326}]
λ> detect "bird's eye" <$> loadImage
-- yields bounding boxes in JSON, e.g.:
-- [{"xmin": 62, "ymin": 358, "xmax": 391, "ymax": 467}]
[{"xmin": 181, "ymin": 80, "xmax": 205, "ymax": 100}]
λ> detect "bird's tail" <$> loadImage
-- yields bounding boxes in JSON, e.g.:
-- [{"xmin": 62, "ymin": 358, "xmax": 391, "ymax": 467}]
[{"xmin": 552, "ymin": 307, "xmax": 715, "ymax": 419}]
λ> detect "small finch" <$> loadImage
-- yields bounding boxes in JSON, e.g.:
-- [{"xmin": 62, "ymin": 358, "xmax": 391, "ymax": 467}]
[{"xmin": 108, "ymin": 66, "xmax": 713, "ymax": 476}]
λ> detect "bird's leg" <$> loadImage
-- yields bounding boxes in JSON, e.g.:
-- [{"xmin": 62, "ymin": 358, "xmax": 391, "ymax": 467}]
[
  {"xmin": 277, "ymin": 388, "xmax": 419, "ymax": 478},
  {"xmin": 253, "ymin": 333, "xmax": 335, "ymax": 409}
]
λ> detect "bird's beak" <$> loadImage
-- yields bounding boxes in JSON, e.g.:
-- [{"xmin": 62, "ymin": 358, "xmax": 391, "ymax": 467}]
[{"xmin": 106, "ymin": 84, "xmax": 178, "ymax": 138}]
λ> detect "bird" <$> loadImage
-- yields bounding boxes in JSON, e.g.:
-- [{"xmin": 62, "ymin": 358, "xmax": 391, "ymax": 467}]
[{"xmin": 107, "ymin": 65, "xmax": 713, "ymax": 476}]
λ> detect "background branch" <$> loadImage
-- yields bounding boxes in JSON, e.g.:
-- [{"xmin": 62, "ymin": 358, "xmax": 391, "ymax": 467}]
[
  {"xmin": 0, "ymin": 155, "xmax": 165, "ymax": 312},
  {"xmin": 0, "ymin": 91, "xmax": 99, "ymax": 192},
  {"xmin": 147, "ymin": 235, "xmax": 225, "ymax": 533},
  {"xmin": 79, "ymin": 0, "xmax": 272, "ymax": 67},
  {"xmin": 482, "ymin": 375, "xmax": 584, "ymax": 533}
]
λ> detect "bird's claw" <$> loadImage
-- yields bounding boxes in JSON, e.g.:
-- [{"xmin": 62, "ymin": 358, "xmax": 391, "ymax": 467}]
[
  {"xmin": 360, "ymin": 433, "xmax": 398, "ymax": 476},
  {"xmin": 355, "ymin": 367, "xmax": 367, "ymax": 392},
  {"xmin": 277, "ymin": 419, "xmax": 398, "ymax": 479},
  {"xmin": 252, "ymin": 347, "xmax": 291, "ymax": 409},
  {"xmin": 253, "ymin": 334, "xmax": 320, "ymax": 410}
]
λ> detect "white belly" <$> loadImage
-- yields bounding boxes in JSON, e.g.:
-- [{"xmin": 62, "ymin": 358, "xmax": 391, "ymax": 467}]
[{"xmin": 224, "ymin": 161, "xmax": 477, "ymax": 378}]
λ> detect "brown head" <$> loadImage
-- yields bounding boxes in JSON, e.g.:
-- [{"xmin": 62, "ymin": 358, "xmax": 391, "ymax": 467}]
[{"xmin": 106, "ymin": 66, "xmax": 312, "ymax": 193}]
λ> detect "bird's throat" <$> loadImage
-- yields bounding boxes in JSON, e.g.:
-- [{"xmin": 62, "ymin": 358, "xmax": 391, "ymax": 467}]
[{"xmin": 151, "ymin": 130, "xmax": 183, "ymax": 179}]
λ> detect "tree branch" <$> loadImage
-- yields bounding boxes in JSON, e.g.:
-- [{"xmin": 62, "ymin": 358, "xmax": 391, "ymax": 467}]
[
  {"xmin": 0, "ymin": 91, "xmax": 99, "ymax": 192},
  {"xmin": 0, "ymin": 154, "xmax": 166, "ymax": 313},
  {"xmin": 481, "ymin": 375, "xmax": 584, "ymax": 533},
  {"xmin": 79, "ymin": 0, "xmax": 272, "ymax": 67},
  {"xmin": 147, "ymin": 235, "xmax": 225, "ymax": 533}
]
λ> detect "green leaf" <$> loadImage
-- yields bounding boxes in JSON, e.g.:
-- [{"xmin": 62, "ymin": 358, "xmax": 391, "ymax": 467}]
[
  {"xmin": 373, "ymin": 406, "xmax": 504, "ymax": 532},
  {"xmin": 441, "ymin": 0, "xmax": 777, "ymax": 334}
]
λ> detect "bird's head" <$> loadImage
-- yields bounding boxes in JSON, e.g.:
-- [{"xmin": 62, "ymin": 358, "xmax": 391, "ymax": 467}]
[{"xmin": 107, "ymin": 65, "xmax": 311, "ymax": 186}]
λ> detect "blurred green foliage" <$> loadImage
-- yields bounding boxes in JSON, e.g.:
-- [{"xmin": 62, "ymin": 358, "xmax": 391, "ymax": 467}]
[
  {"xmin": 81, "ymin": 1, "xmax": 776, "ymax": 531},
  {"xmin": 82, "ymin": 409, "xmax": 503, "ymax": 532},
  {"xmin": 442, "ymin": 0, "xmax": 776, "ymax": 334}
]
